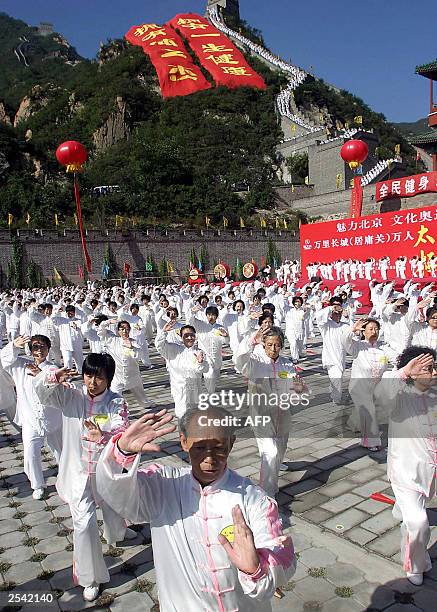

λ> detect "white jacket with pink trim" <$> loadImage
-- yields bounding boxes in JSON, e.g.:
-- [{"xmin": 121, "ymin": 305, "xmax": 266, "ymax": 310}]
[
  {"xmin": 33, "ymin": 369, "xmax": 129, "ymax": 504},
  {"xmin": 96, "ymin": 439, "xmax": 296, "ymax": 612}
]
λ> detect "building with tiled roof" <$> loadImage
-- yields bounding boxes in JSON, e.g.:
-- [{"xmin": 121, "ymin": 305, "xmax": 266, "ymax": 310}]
[{"xmin": 410, "ymin": 59, "xmax": 437, "ymax": 170}]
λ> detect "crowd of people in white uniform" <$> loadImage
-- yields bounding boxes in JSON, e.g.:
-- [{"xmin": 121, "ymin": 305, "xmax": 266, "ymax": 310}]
[
  {"xmin": 0, "ymin": 270, "xmax": 436, "ymax": 606},
  {"xmin": 306, "ymin": 255, "xmax": 437, "ymax": 282}
]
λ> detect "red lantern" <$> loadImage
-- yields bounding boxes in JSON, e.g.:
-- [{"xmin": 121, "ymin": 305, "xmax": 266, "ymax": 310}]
[
  {"xmin": 56, "ymin": 141, "xmax": 88, "ymax": 173},
  {"xmin": 340, "ymin": 139, "xmax": 368, "ymax": 170}
]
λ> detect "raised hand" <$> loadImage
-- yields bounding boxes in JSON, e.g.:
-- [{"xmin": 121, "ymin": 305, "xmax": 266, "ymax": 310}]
[
  {"xmin": 163, "ymin": 320, "xmax": 176, "ymax": 333},
  {"xmin": 13, "ymin": 335, "xmax": 30, "ymax": 349},
  {"xmin": 84, "ymin": 419, "xmax": 102, "ymax": 442},
  {"xmin": 403, "ymin": 354, "xmax": 435, "ymax": 378},
  {"xmin": 117, "ymin": 410, "xmax": 176, "ymax": 454},
  {"xmin": 218, "ymin": 505, "xmax": 260, "ymax": 575},
  {"xmin": 195, "ymin": 350, "xmax": 205, "ymax": 363},
  {"xmin": 53, "ymin": 367, "xmax": 77, "ymax": 383}
]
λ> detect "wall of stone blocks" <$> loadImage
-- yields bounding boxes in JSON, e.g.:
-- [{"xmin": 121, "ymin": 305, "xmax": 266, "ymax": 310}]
[{"xmin": 0, "ymin": 229, "xmax": 300, "ymax": 285}]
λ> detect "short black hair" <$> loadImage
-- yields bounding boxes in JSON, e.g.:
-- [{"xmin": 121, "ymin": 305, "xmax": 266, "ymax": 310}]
[
  {"xmin": 166, "ymin": 307, "xmax": 179, "ymax": 317},
  {"xmin": 262, "ymin": 303, "xmax": 275, "ymax": 313},
  {"xmin": 82, "ymin": 353, "xmax": 116, "ymax": 387},
  {"xmin": 117, "ymin": 320, "xmax": 131, "ymax": 331},
  {"xmin": 29, "ymin": 334, "xmax": 51, "ymax": 351},
  {"xmin": 130, "ymin": 303, "xmax": 140, "ymax": 311},
  {"xmin": 94, "ymin": 314, "xmax": 108, "ymax": 326},
  {"xmin": 180, "ymin": 324, "xmax": 196, "ymax": 336},
  {"xmin": 292, "ymin": 296, "xmax": 303, "ymax": 306},
  {"xmin": 65, "ymin": 305, "xmax": 76, "ymax": 314},
  {"xmin": 233, "ymin": 300, "xmax": 245, "ymax": 311},
  {"xmin": 330, "ymin": 296, "xmax": 343, "ymax": 306},
  {"xmin": 205, "ymin": 306, "xmax": 219, "ymax": 317},
  {"xmin": 258, "ymin": 313, "xmax": 274, "ymax": 326},
  {"xmin": 426, "ymin": 306, "xmax": 437, "ymax": 321},
  {"xmin": 397, "ymin": 345, "xmax": 436, "ymax": 371}
]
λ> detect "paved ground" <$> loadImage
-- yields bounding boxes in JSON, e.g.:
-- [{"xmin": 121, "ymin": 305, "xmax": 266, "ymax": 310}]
[{"xmin": 1, "ymin": 334, "xmax": 437, "ymax": 611}]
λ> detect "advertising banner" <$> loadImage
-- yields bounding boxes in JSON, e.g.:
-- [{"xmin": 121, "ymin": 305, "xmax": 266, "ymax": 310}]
[{"xmin": 376, "ymin": 172, "xmax": 437, "ymax": 202}]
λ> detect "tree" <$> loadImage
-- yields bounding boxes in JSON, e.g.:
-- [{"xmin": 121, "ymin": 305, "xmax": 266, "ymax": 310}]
[
  {"xmin": 265, "ymin": 237, "xmax": 282, "ymax": 267},
  {"xmin": 103, "ymin": 244, "xmax": 118, "ymax": 279},
  {"xmin": 198, "ymin": 243, "xmax": 209, "ymax": 273},
  {"xmin": 26, "ymin": 259, "xmax": 44, "ymax": 288},
  {"xmin": 158, "ymin": 257, "xmax": 168, "ymax": 283},
  {"xmin": 7, "ymin": 236, "xmax": 24, "ymax": 289},
  {"xmin": 286, "ymin": 153, "xmax": 309, "ymax": 184}
]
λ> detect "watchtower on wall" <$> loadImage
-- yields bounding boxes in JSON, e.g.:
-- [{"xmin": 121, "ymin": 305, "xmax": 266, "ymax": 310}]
[{"xmin": 206, "ymin": 0, "xmax": 240, "ymax": 20}]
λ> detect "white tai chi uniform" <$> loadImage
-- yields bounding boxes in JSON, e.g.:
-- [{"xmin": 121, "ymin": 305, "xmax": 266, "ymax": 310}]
[
  {"xmin": 376, "ymin": 370, "xmax": 437, "ymax": 575},
  {"xmin": 0, "ymin": 356, "xmax": 17, "ymax": 428},
  {"xmin": 347, "ymin": 333, "xmax": 395, "ymax": 447},
  {"xmin": 120, "ymin": 312, "xmax": 151, "ymax": 367},
  {"xmin": 187, "ymin": 314, "xmax": 226, "ymax": 394},
  {"xmin": 97, "ymin": 322, "xmax": 149, "ymax": 407},
  {"xmin": 235, "ymin": 335, "xmax": 298, "ymax": 497},
  {"xmin": 54, "ymin": 315, "xmax": 84, "ymax": 370},
  {"xmin": 33, "ymin": 369, "xmax": 130, "ymax": 588},
  {"xmin": 155, "ymin": 330, "xmax": 208, "ymax": 418},
  {"xmin": 284, "ymin": 306, "xmax": 309, "ymax": 363},
  {"xmin": 0, "ymin": 342, "xmax": 62, "ymax": 491},
  {"xmin": 97, "ymin": 439, "xmax": 296, "ymax": 612},
  {"xmin": 315, "ymin": 307, "xmax": 351, "ymax": 404}
]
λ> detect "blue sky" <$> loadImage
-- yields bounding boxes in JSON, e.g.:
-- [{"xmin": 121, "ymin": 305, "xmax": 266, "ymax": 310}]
[{"xmin": 2, "ymin": 0, "xmax": 436, "ymax": 122}]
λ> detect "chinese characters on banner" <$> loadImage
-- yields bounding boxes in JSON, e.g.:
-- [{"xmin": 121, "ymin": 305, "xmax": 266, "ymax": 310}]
[
  {"xmin": 300, "ymin": 204, "xmax": 437, "ymax": 279},
  {"xmin": 168, "ymin": 14, "xmax": 267, "ymax": 91},
  {"xmin": 376, "ymin": 172, "xmax": 437, "ymax": 202},
  {"xmin": 350, "ymin": 176, "xmax": 363, "ymax": 218},
  {"xmin": 125, "ymin": 23, "xmax": 211, "ymax": 98}
]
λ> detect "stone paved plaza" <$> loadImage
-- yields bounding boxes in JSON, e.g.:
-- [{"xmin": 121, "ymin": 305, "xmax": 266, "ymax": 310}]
[{"xmin": 1, "ymin": 335, "xmax": 437, "ymax": 611}]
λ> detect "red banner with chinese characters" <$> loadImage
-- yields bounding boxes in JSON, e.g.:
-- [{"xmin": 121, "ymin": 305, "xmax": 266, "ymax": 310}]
[
  {"xmin": 125, "ymin": 23, "xmax": 211, "ymax": 98},
  {"xmin": 376, "ymin": 172, "xmax": 437, "ymax": 202},
  {"xmin": 168, "ymin": 14, "xmax": 267, "ymax": 91},
  {"xmin": 300, "ymin": 204, "xmax": 437, "ymax": 278},
  {"xmin": 350, "ymin": 176, "xmax": 363, "ymax": 218}
]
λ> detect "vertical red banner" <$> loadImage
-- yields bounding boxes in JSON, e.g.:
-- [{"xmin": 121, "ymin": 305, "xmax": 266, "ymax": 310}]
[
  {"xmin": 350, "ymin": 176, "xmax": 363, "ymax": 218},
  {"xmin": 168, "ymin": 14, "xmax": 266, "ymax": 91}
]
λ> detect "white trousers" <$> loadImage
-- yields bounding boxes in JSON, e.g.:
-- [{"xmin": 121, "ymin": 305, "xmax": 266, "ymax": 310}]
[
  {"xmin": 391, "ymin": 482, "xmax": 435, "ymax": 575},
  {"xmin": 326, "ymin": 365, "xmax": 344, "ymax": 404},
  {"xmin": 287, "ymin": 334, "xmax": 304, "ymax": 363},
  {"xmin": 62, "ymin": 348, "xmax": 84, "ymax": 370},
  {"xmin": 349, "ymin": 380, "xmax": 381, "ymax": 448},
  {"xmin": 21, "ymin": 422, "xmax": 62, "ymax": 490},
  {"xmin": 203, "ymin": 368, "xmax": 220, "ymax": 394},
  {"xmin": 257, "ymin": 435, "xmax": 289, "ymax": 498},
  {"xmin": 70, "ymin": 478, "xmax": 127, "ymax": 587},
  {"xmin": 49, "ymin": 345, "xmax": 62, "ymax": 366}
]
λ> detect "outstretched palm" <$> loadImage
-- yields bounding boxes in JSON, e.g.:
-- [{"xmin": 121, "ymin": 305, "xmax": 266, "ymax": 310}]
[
  {"xmin": 118, "ymin": 409, "xmax": 176, "ymax": 454},
  {"xmin": 218, "ymin": 505, "xmax": 260, "ymax": 575}
]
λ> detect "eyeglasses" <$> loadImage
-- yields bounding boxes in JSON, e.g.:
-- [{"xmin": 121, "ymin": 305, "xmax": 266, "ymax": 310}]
[{"xmin": 31, "ymin": 344, "xmax": 47, "ymax": 350}]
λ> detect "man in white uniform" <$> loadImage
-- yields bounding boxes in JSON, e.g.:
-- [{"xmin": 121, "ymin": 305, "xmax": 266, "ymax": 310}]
[{"xmin": 96, "ymin": 406, "xmax": 296, "ymax": 611}]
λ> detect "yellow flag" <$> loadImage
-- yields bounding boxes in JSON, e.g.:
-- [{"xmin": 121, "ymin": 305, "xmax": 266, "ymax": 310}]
[
  {"xmin": 394, "ymin": 144, "xmax": 401, "ymax": 155},
  {"xmin": 54, "ymin": 213, "xmax": 59, "ymax": 227},
  {"xmin": 239, "ymin": 217, "xmax": 245, "ymax": 229},
  {"xmin": 223, "ymin": 217, "xmax": 229, "ymax": 229},
  {"xmin": 291, "ymin": 184, "xmax": 295, "ymax": 193},
  {"xmin": 8, "ymin": 213, "xmax": 13, "ymax": 226},
  {"xmin": 53, "ymin": 267, "xmax": 62, "ymax": 281},
  {"xmin": 305, "ymin": 176, "xmax": 309, "ymax": 185},
  {"xmin": 344, "ymin": 121, "xmax": 349, "ymax": 129},
  {"xmin": 336, "ymin": 173, "xmax": 342, "ymax": 188},
  {"xmin": 260, "ymin": 218, "xmax": 267, "ymax": 228},
  {"xmin": 335, "ymin": 119, "xmax": 343, "ymax": 130},
  {"xmin": 205, "ymin": 216, "xmax": 211, "ymax": 228},
  {"xmin": 319, "ymin": 113, "xmax": 324, "ymax": 121},
  {"xmin": 25, "ymin": 212, "xmax": 30, "ymax": 225},
  {"xmin": 350, "ymin": 178, "xmax": 355, "ymax": 187},
  {"xmin": 291, "ymin": 123, "xmax": 296, "ymax": 133},
  {"xmin": 167, "ymin": 261, "xmax": 174, "ymax": 273},
  {"xmin": 283, "ymin": 219, "xmax": 288, "ymax": 230},
  {"xmin": 354, "ymin": 115, "xmax": 363, "ymax": 125},
  {"xmin": 387, "ymin": 160, "xmax": 392, "ymax": 168},
  {"xmin": 74, "ymin": 213, "xmax": 78, "ymax": 226},
  {"xmin": 115, "ymin": 215, "xmax": 123, "ymax": 228},
  {"xmin": 275, "ymin": 218, "xmax": 280, "ymax": 229},
  {"xmin": 325, "ymin": 128, "xmax": 331, "ymax": 137}
]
